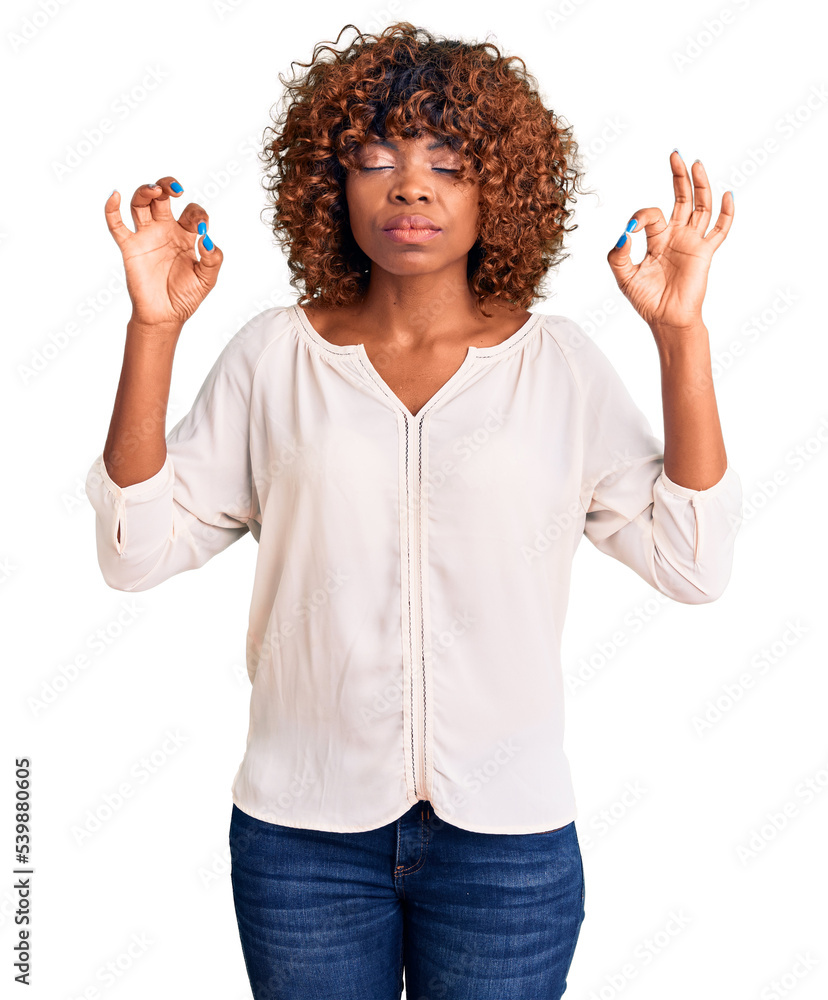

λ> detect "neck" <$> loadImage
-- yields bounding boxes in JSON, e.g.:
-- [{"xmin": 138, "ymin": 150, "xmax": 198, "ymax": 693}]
[{"xmin": 349, "ymin": 265, "xmax": 497, "ymax": 349}]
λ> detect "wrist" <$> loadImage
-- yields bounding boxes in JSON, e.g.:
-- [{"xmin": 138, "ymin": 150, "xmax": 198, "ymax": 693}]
[
  {"xmin": 127, "ymin": 314, "xmax": 183, "ymax": 336},
  {"xmin": 651, "ymin": 320, "xmax": 709, "ymax": 364},
  {"xmin": 126, "ymin": 317, "xmax": 182, "ymax": 353}
]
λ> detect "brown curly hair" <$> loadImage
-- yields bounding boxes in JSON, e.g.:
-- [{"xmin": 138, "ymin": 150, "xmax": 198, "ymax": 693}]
[{"xmin": 260, "ymin": 22, "xmax": 591, "ymax": 315}]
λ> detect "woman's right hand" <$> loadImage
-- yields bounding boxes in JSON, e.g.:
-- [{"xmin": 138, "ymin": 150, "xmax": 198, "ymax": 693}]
[{"xmin": 104, "ymin": 178, "xmax": 224, "ymax": 332}]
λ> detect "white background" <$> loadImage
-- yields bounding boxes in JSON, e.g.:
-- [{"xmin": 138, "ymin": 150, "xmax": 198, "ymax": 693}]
[{"xmin": 3, "ymin": 0, "xmax": 826, "ymax": 997}]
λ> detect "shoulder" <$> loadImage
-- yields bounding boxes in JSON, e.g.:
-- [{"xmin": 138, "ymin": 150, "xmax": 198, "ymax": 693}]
[
  {"xmin": 535, "ymin": 313, "xmax": 621, "ymax": 396},
  {"xmin": 214, "ymin": 305, "xmax": 297, "ymax": 378}
]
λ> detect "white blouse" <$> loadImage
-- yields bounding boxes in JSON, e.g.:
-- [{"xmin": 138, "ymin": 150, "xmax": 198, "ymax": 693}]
[{"xmin": 85, "ymin": 304, "xmax": 743, "ymax": 834}]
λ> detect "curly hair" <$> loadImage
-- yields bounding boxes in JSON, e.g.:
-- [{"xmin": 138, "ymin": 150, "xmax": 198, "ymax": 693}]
[{"xmin": 260, "ymin": 22, "xmax": 591, "ymax": 314}]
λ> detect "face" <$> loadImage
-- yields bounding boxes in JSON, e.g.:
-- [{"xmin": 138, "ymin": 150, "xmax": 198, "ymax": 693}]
[{"xmin": 344, "ymin": 132, "xmax": 481, "ymax": 277}]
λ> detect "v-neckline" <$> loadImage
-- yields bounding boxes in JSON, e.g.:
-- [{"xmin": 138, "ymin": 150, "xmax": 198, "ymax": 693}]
[{"xmin": 290, "ymin": 304, "xmax": 542, "ymax": 420}]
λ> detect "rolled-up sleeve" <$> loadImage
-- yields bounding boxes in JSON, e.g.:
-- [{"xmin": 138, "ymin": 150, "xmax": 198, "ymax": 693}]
[
  {"xmin": 563, "ymin": 324, "xmax": 743, "ymax": 604},
  {"xmin": 84, "ymin": 319, "xmax": 261, "ymax": 592}
]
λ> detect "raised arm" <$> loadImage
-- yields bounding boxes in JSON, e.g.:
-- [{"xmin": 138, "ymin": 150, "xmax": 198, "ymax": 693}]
[
  {"xmin": 86, "ymin": 176, "xmax": 253, "ymax": 591},
  {"xmin": 100, "ymin": 177, "xmax": 222, "ymax": 488},
  {"xmin": 103, "ymin": 323, "xmax": 179, "ymax": 540},
  {"xmin": 607, "ymin": 149, "xmax": 734, "ymax": 493},
  {"xmin": 574, "ymin": 149, "xmax": 742, "ymax": 603}
]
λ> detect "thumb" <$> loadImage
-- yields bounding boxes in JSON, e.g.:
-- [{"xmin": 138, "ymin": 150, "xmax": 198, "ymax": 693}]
[
  {"xmin": 607, "ymin": 217, "xmax": 638, "ymax": 288},
  {"xmin": 194, "ymin": 229, "xmax": 223, "ymax": 289}
]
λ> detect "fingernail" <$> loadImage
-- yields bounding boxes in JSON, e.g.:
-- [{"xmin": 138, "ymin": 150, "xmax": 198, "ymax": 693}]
[
  {"xmin": 202, "ymin": 234, "xmax": 214, "ymax": 251},
  {"xmin": 198, "ymin": 222, "xmax": 207, "ymax": 235},
  {"xmin": 626, "ymin": 218, "xmax": 637, "ymax": 233},
  {"xmin": 729, "ymin": 189, "xmax": 734, "ymax": 202},
  {"xmin": 171, "ymin": 181, "xmax": 183, "ymax": 192},
  {"xmin": 146, "ymin": 183, "xmax": 158, "ymax": 189},
  {"xmin": 672, "ymin": 148, "xmax": 682, "ymax": 158},
  {"xmin": 615, "ymin": 232, "xmax": 628, "ymax": 249},
  {"xmin": 108, "ymin": 189, "xmax": 116, "ymax": 198}
]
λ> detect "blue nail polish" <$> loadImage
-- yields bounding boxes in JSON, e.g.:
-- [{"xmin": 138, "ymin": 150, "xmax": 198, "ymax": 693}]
[
  {"xmin": 729, "ymin": 189, "xmax": 734, "ymax": 202},
  {"xmin": 626, "ymin": 219, "xmax": 637, "ymax": 233},
  {"xmin": 672, "ymin": 148, "xmax": 682, "ymax": 158},
  {"xmin": 615, "ymin": 232, "xmax": 628, "ymax": 249},
  {"xmin": 198, "ymin": 222, "xmax": 206, "ymax": 235},
  {"xmin": 202, "ymin": 234, "xmax": 214, "ymax": 251},
  {"xmin": 171, "ymin": 181, "xmax": 183, "ymax": 192}
]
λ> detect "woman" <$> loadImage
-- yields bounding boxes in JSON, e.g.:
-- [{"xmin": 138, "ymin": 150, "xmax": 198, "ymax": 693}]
[{"xmin": 86, "ymin": 21, "xmax": 742, "ymax": 1000}]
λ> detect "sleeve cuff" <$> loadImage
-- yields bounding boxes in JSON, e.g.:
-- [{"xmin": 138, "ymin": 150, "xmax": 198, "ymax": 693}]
[
  {"xmin": 658, "ymin": 465, "xmax": 736, "ymax": 500},
  {"xmin": 96, "ymin": 451, "xmax": 174, "ymax": 500}
]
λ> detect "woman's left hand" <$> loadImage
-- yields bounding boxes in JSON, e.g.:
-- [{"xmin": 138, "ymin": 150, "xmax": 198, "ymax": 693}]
[{"xmin": 607, "ymin": 151, "xmax": 734, "ymax": 335}]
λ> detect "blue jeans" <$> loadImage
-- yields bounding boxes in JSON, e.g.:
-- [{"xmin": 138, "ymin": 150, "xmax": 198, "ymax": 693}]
[{"xmin": 229, "ymin": 799, "xmax": 586, "ymax": 999}]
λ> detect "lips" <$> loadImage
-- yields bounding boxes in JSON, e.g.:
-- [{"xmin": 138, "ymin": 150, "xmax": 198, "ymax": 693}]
[{"xmin": 382, "ymin": 214, "xmax": 441, "ymax": 231}]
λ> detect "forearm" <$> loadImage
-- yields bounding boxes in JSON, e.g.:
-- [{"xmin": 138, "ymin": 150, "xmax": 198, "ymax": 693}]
[
  {"xmin": 652, "ymin": 322, "xmax": 728, "ymax": 491},
  {"xmin": 102, "ymin": 319, "xmax": 182, "ymax": 488}
]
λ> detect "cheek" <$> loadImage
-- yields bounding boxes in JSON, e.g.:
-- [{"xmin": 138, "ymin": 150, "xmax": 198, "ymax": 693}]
[
  {"xmin": 344, "ymin": 183, "xmax": 368, "ymax": 231},
  {"xmin": 459, "ymin": 187, "xmax": 482, "ymax": 232},
  {"xmin": 343, "ymin": 185, "xmax": 376, "ymax": 256}
]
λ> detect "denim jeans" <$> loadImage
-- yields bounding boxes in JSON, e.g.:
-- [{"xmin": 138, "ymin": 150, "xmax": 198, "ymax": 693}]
[{"xmin": 229, "ymin": 799, "xmax": 585, "ymax": 999}]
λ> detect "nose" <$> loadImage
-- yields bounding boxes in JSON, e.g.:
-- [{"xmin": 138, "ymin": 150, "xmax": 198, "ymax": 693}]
[
  {"xmin": 393, "ymin": 187, "xmax": 432, "ymax": 205},
  {"xmin": 390, "ymin": 162, "xmax": 434, "ymax": 203}
]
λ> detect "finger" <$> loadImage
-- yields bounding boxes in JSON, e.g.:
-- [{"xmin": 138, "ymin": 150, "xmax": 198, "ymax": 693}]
[
  {"xmin": 607, "ymin": 207, "xmax": 667, "ymax": 282},
  {"xmin": 611, "ymin": 207, "xmax": 667, "ymax": 252},
  {"xmin": 175, "ymin": 201, "xmax": 209, "ymax": 235},
  {"xmin": 701, "ymin": 190, "xmax": 735, "ymax": 252},
  {"xmin": 607, "ymin": 216, "xmax": 640, "ymax": 288},
  {"xmin": 687, "ymin": 158, "xmax": 712, "ymax": 233},
  {"xmin": 130, "ymin": 181, "xmax": 165, "ymax": 230},
  {"xmin": 193, "ymin": 232, "xmax": 223, "ymax": 289},
  {"xmin": 667, "ymin": 149, "xmax": 694, "ymax": 227},
  {"xmin": 104, "ymin": 189, "xmax": 133, "ymax": 251},
  {"xmin": 144, "ymin": 177, "xmax": 184, "ymax": 223}
]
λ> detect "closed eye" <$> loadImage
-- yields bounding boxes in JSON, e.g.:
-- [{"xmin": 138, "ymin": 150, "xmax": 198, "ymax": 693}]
[{"xmin": 361, "ymin": 167, "xmax": 459, "ymax": 173}]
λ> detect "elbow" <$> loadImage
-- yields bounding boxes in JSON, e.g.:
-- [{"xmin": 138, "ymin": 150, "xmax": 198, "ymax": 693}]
[
  {"xmin": 101, "ymin": 573, "xmax": 161, "ymax": 594},
  {"xmin": 650, "ymin": 517, "xmax": 738, "ymax": 604},
  {"xmin": 652, "ymin": 552, "xmax": 735, "ymax": 605},
  {"xmin": 92, "ymin": 517, "xmax": 178, "ymax": 592},
  {"xmin": 101, "ymin": 574, "xmax": 148, "ymax": 594},
  {"xmin": 99, "ymin": 569, "xmax": 147, "ymax": 594},
  {"xmin": 669, "ymin": 583, "xmax": 728, "ymax": 606},
  {"xmin": 96, "ymin": 553, "xmax": 162, "ymax": 593}
]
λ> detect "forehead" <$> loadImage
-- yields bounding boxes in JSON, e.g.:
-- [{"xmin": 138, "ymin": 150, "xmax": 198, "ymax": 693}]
[{"xmin": 361, "ymin": 134, "xmax": 457, "ymax": 151}]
